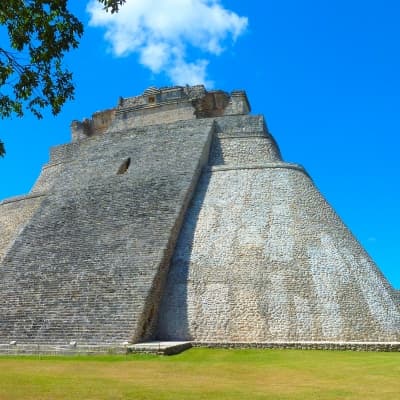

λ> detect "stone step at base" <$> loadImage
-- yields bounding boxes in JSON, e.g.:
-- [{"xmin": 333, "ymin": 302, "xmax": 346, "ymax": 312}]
[
  {"xmin": 127, "ymin": 341, "xmax": 192, "ymax": 355},
  {"xmin": 192, "ymin": 341, "xmax": 400, "ymax": 352},
  {"xmin": 0, "ymin": 341, "xmax": 192, "ymax": 356},
  {"xmin": 0, "ymin": 343, "xmax": 129, "ymax": 355},
  {"xmin": 1, "ymin": 341, "xmax": 399, "ymax": 355}
]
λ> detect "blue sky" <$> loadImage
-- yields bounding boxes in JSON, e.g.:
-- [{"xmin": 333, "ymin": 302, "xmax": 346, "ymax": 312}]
[{"xmin": 1, "ymin": 0, "xmax": 399, "ymax": 288}]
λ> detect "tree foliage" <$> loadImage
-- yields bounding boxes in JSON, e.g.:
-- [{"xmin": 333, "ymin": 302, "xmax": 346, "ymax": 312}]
[
  {"xmin": 0, "ymin": 0, "xmax": 125, "ymax": 157},
  {"xmin": 98, "ymin": 0, "xmax": 126, "ymax": 14}
]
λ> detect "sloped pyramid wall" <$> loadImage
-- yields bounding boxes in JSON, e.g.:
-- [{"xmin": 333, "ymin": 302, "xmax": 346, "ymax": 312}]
[
  {"xmin": 0, "ymin": 119, "xmax": 214, "ymax": 344},
  {"xmin": 0, "ymin": 194, "xmax": 44, "ymax": 263},
  {"xmin": 158, "ymin": 115, "xmax": 400, "ymax": 342},
  {"xmin": 1, "ymin": 85, "xmax": 398, "ymax": 348}
]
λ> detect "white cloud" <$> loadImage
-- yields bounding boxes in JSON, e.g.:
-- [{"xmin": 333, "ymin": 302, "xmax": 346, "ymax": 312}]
[
  {"xmin": 87, "ymin": 0, "xmax": 248, "ymax": 86},
  {"xmin": 168, "ymin": 58, "xmax": 210, "ymax": 86},
  {"xmin": 139, "ymin": 42, "xmax": 170, "ymax": 73}
]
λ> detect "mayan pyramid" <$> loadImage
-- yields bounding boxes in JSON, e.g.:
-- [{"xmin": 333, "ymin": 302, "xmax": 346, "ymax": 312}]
[{"xmin": 0, "ymin": 85, "xmax": 399, "ymax": 350}]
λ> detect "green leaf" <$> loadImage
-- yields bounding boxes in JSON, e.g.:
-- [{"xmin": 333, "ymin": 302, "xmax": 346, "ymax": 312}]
[{"xmin": 0, "ymin": 140, "xmax": 5, "ymax": 157}]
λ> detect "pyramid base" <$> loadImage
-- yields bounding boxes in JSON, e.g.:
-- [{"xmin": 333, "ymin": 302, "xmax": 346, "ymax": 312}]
[
  {"xmin": 192, "ymin": 341, "xmax": 400, "ymax": 352},
  {"xmin": 0, "ymin": 343, "xmax": 129, "ymax": 355}
]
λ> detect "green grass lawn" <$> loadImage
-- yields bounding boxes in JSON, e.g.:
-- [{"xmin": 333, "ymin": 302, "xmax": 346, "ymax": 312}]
[{"xmin": 0, "ymin": 348, "xmax": 399, "ymax": 400}]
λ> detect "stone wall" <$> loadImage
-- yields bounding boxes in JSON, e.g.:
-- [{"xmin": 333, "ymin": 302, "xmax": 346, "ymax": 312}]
[
  {"xmin": 30, "ymin": 163, "xmax": 64, "ymax": 194},
  {"xmin": 0, "ymin": 194, "xmax": 45, "ymax": 263},
  {"xmin": 209, "ymin": 115, "xmax": 281, "ymax": 164},
  {"xmin": 223, "ymin": 91, "xmax": 250, "ymax": 115},
  {"xmin": 109, "ymin": 102, "xmax": 197, "ymax": 134},
  {"xmin": 394, "ymin": 290, "xmax": 400, "ymax": 306},
  {"xmin": 0, "ymin": 119, "xmax": 214, "ymax": 345},
  {"xmin": 192, "ymin": 341, "xmax": 400, "ymax": 352},
  {"xmin": 158, "ymin": 115, "xmax": 400, "ymax": 343}
]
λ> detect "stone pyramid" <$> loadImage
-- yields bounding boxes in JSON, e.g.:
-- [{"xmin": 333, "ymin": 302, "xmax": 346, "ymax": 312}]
[{"xmin": 0, "ymin": 86, "xmax": 399, "ymax": 351}]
